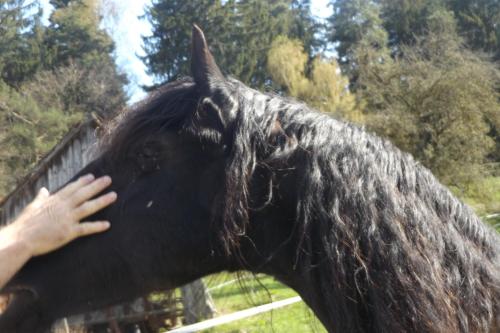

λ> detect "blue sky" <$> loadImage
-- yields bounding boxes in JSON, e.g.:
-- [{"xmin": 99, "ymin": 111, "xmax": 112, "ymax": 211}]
[{"xmin": 41, "ymin": 0, "xmax": 332, "ymax": 104}]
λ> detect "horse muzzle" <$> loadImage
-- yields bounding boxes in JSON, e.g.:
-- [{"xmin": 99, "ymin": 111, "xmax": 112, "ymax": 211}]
[{"xmin": 0, "ymin": 287, "xmax": 52, "ymax": 333}]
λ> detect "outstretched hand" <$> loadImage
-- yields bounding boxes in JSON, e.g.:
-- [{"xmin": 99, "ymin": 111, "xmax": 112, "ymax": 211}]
[{"xmin": 0, "ymin": 174, "xmax": 117, "ymax": 257}]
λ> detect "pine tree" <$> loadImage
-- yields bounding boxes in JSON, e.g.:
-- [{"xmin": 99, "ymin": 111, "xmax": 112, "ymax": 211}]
[
  {"xmin": 142, "ymin": 0, "xmax": 318, "ymax": 88},
  {"xmin": 42, "ymin": 0, "xmax": 126, "ymax": 118},
  {"xmin": 45, "ymin": 0, "xmax": 114, "ymax": 67},
  {"xmin": 290, "ymin": 0, "xmax": 320, "ymax": 56},
  {"xmin": 0, "ymin": 0, "xmax": 44, "ymax": 86},
  {"xmin": 142, "ymin": 0, "xmax": 233, "ymax": 84},
  {"xmin": 0, "ymin": 78, "xmax": 81, "ymax": 196},
  {"xmin": 328, "ymin": 0, "xmax": 388, "ymax": 85},
  {"xmin": 0, "ymin": 0, "xmax": 128, "ymax": 197},
  {"xmin": 446, "ymin": 0, "xmax": 500, "ymax": 59},
  {"xmin": 377, "ymin": 0, "xmax": 446, "ymax": 47}
]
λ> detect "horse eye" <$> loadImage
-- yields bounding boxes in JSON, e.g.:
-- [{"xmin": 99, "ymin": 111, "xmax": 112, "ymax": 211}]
[{"xmin": 139, "ymin": 144, "xmax": 160, "ymax": 159}]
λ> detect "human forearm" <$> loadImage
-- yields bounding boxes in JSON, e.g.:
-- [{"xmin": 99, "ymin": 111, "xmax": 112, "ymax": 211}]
[{"xmin": 0, "ymin": 225, "xmax": 32, "ymax": 290}]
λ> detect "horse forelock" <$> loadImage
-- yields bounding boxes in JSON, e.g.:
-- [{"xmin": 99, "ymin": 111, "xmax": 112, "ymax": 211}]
[{"xmin": 99, "ymin": 78, "xmax": 198, "ymax": 162}]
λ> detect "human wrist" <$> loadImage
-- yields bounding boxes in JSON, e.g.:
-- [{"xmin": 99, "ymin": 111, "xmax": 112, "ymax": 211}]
[
  {"xmin": 0, "ymin": 221, "xmax": 34, "ymax": 259},
  {"xmin": 0, "ymin": 223, "xmax": 33, "ymax": 260}
]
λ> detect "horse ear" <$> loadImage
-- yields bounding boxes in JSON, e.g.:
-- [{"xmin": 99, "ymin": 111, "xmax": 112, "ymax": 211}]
[{"xmin": 191, "ymin": 24, "xmax": 224, "ymax": 91}]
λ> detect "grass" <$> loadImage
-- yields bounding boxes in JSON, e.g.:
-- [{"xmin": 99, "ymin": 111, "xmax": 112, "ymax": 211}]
[
  {"xmin": 455, "ymin": 176, "xmax": 500, "ymax": 231},
  {"xmin": 200, "ymin": 273, "xmax": 326, "ymax": 333},
  {"xmin": 455, "ymin": 177, "xmax": 500, "ymax": 212}
]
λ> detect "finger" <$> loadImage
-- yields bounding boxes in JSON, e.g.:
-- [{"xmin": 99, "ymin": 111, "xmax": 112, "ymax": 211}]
[
  {"xmin": 57, "ymin": 174, "xmax": 95, "ymax": 197},
  {"xmin": 74, "ymin": 191, "xmax": 117, "ymax": 219},
  {"xmin": 30, "ymin": 187, "xmax": 50, "ymax": 208},
  {"xmin": 74, "ymin": 221, "xmax": 111, "ymax": 238},
  {"xmin": 70, "ymin": 176, "xmax": 112, "ymax": 206}
]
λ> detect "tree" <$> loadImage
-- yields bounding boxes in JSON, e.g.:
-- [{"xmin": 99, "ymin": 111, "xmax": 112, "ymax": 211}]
[
  {"xmin": 374, "ymin": 0, "xmax": 500, "ymax": 59},
  {"xmin": 142, "ymin": 0, "xmax": 318, "ymax": 88},
  {"xmin": 0, "ymin": 0, "xmax": 127, "ymax": 197},
  {"xmin": 45, "ymin": 0, "xmax": 113, "ymax": 68},
  {"xmin": 328, "ymin": 0, "xmax": 387, "ymax": 66},
  {"xmin": 24, "ymin": 61, "xmax": 126, "ymax": 118},
  {"xmin": 0, "ymin": 79, "xmax": 81, "ymax": 196},
  {"xmin": 42, "ymin": 0, "xmax": 127, "ymax": 117},
  {"xmin": 357, "ymin": 10, "xmax": 500, "ymax": 188},
  {"xmin": 446, "ymin": 0, "xmax": 500, "ymax": 59},
  {"xmin": 0, "ymin": 0, "xmax": 45, "ymax": 86},
  {"xmin": 267, "ymin": 36, "xmax": 362, "ymax": 123},
  {"xmin": 377, "ymin": 0, "xmax": 446, "ymax": 47}
]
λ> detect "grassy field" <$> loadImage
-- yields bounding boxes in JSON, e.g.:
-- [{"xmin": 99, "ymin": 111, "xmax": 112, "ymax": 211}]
[
  {"xmin": 455, "ymin": 177, "xmax": 500, "ymax": 212},
  {"xmin": 200, "ymin": 273, "xmax": 326, "ymax": 333},
  {"xmin": 456, "ymin": 176, "xmax": 500, "ymax": 231}
]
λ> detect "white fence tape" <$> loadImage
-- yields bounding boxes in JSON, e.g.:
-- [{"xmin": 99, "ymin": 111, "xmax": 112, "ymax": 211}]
[{"xmin": 166, "ymin": 296, "xmax": 302, "ymax": 333}]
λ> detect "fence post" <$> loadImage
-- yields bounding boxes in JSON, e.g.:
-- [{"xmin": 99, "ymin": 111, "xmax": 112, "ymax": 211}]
[{"xmin": 180, "ymin": 279, "xmax": 216, "ymax": 324}]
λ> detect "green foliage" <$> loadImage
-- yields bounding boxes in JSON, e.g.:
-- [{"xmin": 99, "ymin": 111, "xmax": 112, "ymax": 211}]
[
  {"xmin": 357, "ymin": 10, "xmax": 500, "ymax": 189},
  {"xmin": 42, "ymin": 0, "xmax": 127, "ymax": 110},
  {"xmin": 368, "ymin": 0, "xmax": 500, "ymax": 58},
  {"xmin": 24, "ymin": 60, "xmax": 126, "ymax": 118},
  {"xmin": 329, "ymin": 0, "xmax": 387, "ymax": 70},
  {"xmin": 142, "ymin": 0, "xmax": 318, "ymax": 88},
  {"xmin": 377, "ymin": 0, "xmax": 446, "ymax": 47},
  {"xmin": 267, "ymin": 36, "xmax": 362, "ymax": 122},
  {"xmin": 44, "ymin": 0, "xmax": 114, "ymax": 68},
  {"xmin": 0, "ymin": 0, "xmax": 127, "ymax": 198},
  {"xmin": 0, "ymin": 79, "xmax": 82, "ymax": 196},
  {"xmin": 446, "ymin": 0, "xmax": 500, "ymax": 59},
  {"xmin": 0, "ymin": 1, "xmax": 45, "ymax": 86}
]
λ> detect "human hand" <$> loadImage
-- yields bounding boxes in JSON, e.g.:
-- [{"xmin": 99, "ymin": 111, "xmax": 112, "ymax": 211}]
[{"xmin": 0, "ymin": 174, "xmax": 117, "ymax": 257}]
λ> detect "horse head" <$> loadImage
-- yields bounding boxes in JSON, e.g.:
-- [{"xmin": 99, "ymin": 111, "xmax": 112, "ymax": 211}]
[{"xmin": 0, "ymin": 25, "xmax": 302, "ymax": 332}]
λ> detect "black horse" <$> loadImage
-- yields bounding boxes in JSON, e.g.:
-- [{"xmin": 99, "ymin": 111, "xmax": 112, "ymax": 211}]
[{"xmin": 1, "ymin": 26, "xmax": 499, "ymax": 333}]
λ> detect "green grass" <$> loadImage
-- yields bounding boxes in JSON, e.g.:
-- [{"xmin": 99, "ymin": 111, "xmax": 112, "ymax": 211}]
[
  {"xmin": 450, "ymin": 176, "xmax": 500, "ymax": 231},
  {"xmin": 457, "ymin": 176, "xmax": 500, "ymax": 215},
  {"xmin": 201, "ymin": 273, "xmax": 326, "ymax": 333}
]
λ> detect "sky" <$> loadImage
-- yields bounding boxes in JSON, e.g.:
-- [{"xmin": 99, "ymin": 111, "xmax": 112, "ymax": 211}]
[{"xmin": 40, "ymin": 0, "xmax": 332, "ymax": 104}]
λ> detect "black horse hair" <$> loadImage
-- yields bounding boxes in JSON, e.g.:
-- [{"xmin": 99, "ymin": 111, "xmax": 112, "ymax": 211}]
[{"xmin": 102, "ymin": 76, "xmax": 500, "ymax": 333}]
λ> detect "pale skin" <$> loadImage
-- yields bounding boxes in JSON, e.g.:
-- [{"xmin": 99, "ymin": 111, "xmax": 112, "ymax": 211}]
[{"xmin": 0, "ymin": 174, "xmax": 117, "ymax": 290}]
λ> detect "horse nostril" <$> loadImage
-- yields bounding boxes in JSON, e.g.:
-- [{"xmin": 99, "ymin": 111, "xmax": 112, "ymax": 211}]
[
  {"xmin": 0, "ymin": 294, "xmax": 11, "ymax": 314},
  {"xmin": 0, "ymin": 286, "xmax": 40, "ymax": 314},
  {"xmin": 5, "ymin": 285, "xmax": 39, "ymax": 301},
  {"xmin": 0, "ymin": 287, "xmax": 42, "ymax": 332}
]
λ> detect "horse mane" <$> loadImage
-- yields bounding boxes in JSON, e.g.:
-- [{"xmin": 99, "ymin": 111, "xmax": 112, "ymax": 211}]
[{"xmin": 102, "ymin": 77, "xmax": 500, "ymax": 332}]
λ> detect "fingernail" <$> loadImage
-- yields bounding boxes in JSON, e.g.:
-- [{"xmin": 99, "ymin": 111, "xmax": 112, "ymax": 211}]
[
  {"xmin": 108, "ymin": 192, "xmax": 117, "ymax": 200},
  {"xmin": 100, "ymin": 175, "xmax": 112, "ymax": 184},
  {"xmin": 82, "ymin": 174, "xmax": 95, "ymax": 182},
  {"xmin": 39, "ymin": 187, "xmax": 50, "ymax": 196},
  {"xmin": 101, "ymin": 221, "xmax": 111, "ymax": 229}
]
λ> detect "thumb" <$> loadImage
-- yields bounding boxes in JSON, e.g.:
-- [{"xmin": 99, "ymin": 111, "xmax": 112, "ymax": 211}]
[{"xmin": 31, "ymin": 187, "xmax": 50, "ymax": 208}]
